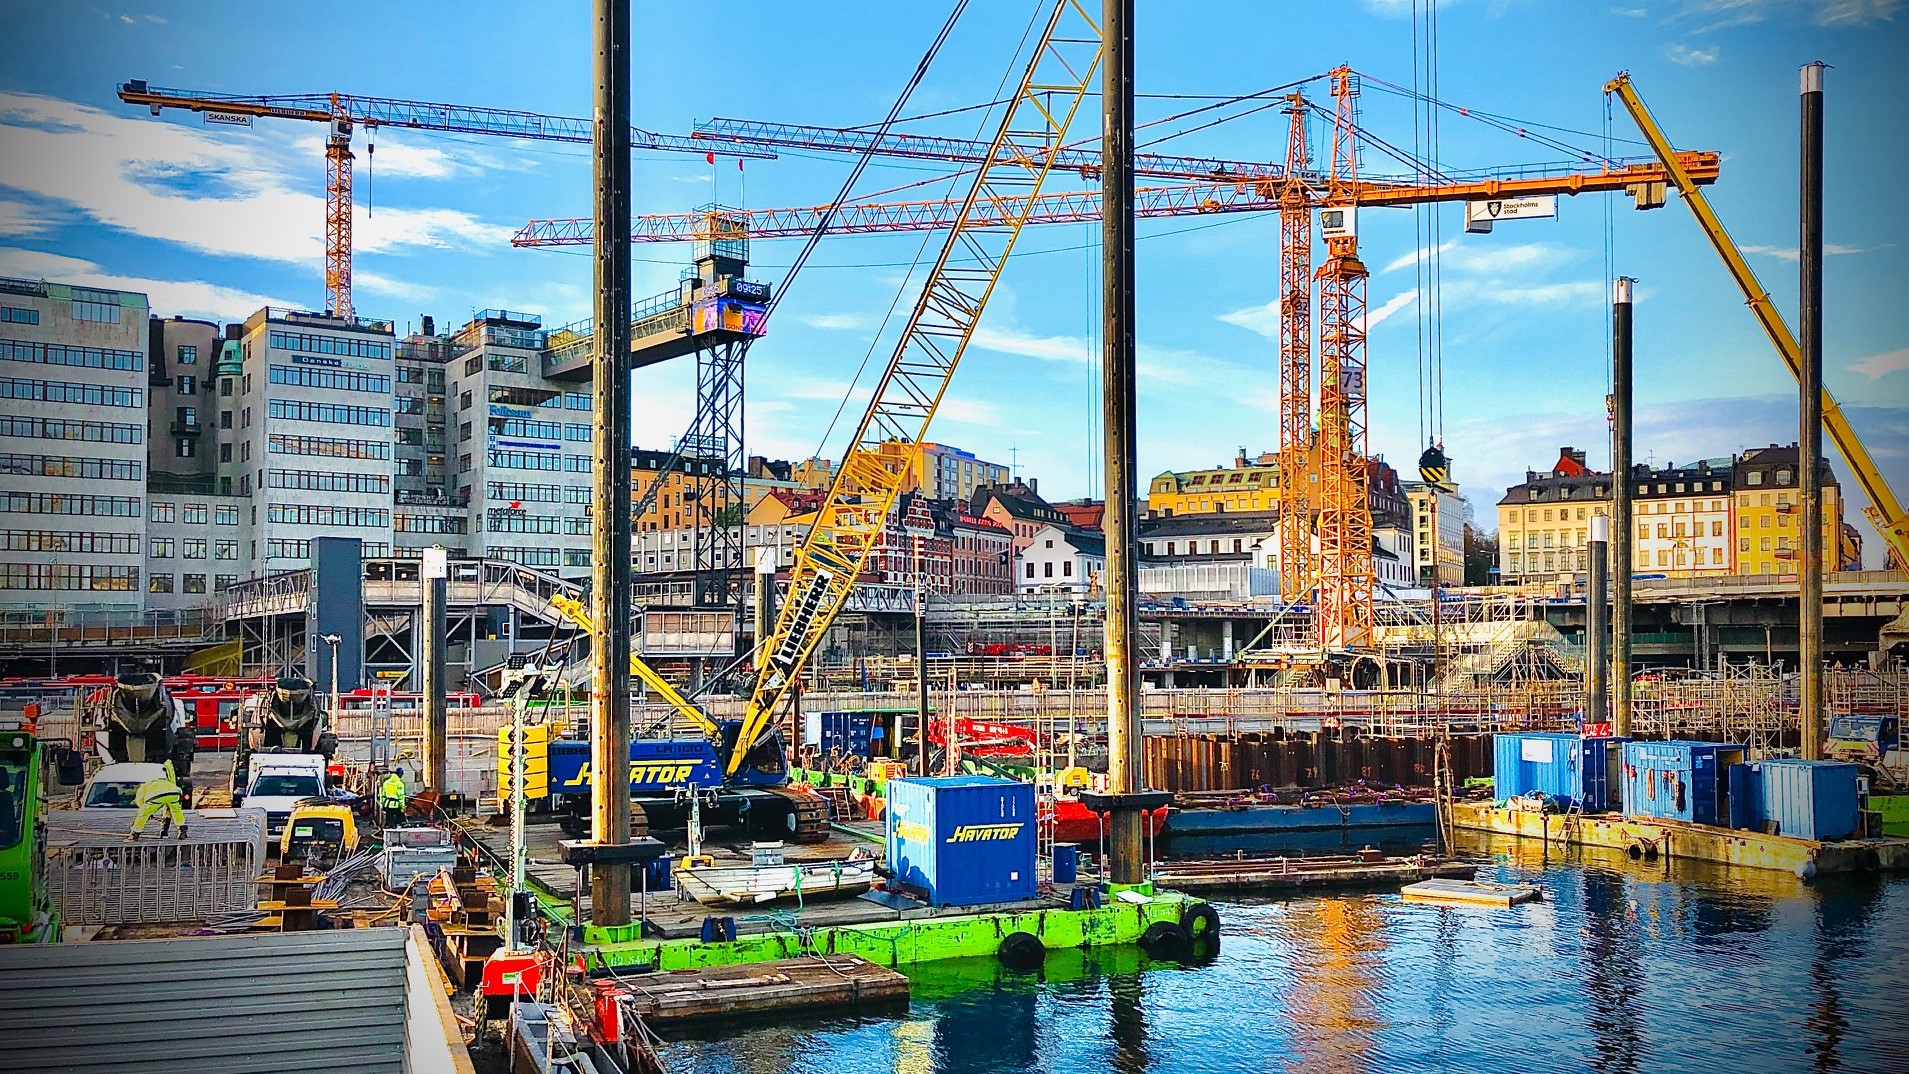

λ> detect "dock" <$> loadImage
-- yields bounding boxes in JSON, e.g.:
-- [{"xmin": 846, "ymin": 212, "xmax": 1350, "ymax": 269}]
[
  {"xmin": 608, "ymin": 955, "xmax": 908, "ymax": 1026},
  {"xmin": 1401, "ymin": 878, "xmax": 1544, "ymax": 907},
  {"xmin": 1452, "ymin": 801, "xmax": 1909, "ymax": 878},
  {"xmin": 1151, "ymin": 851, "xmax": 1472, "ymax": 896}
]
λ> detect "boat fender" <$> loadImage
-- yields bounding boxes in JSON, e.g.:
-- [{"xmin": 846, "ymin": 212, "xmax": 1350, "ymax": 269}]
[
  {"xmin": 1180, "ymin": 901, "xmax": 1221, "ymax": 943},
  {"xmin": 997, "ymin": 931, "xmax": 1045, "ymax": 971},
  {"xmin": 1139, "ymin": 920, "xmax": 1188, "ymax": 960}
]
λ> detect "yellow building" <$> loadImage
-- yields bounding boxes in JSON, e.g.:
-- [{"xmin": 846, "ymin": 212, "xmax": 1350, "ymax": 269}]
[
  {"xmin": 630, "ymin": 448, "xmax": 728, "ymax": 534},
  {"xmin": 1630, "ymin": 457, "xmax": 1733, "ymax": 578},
  {"xmin": 1732, "ymin": 444, "xmax": 1845, "ymax": 576},
  {"xmin": 1496, "ymin": 448, "xmax": 1610, "ymax": 582},
  {"xmin": 1147, "ymin": 448, "xmax": 1291, "ymax": 517}
]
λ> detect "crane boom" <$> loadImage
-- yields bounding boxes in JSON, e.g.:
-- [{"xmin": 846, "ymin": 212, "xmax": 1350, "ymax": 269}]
[
  {"xmin": 546, "ymin": 594, "xmax": 719, "ymax": 738},
  {"xmin": 514, "ymin": 152, "xmax": 1720, "ymax": 245},
  {"xmin": 724, "ymin": 0, "xmax": 1105, "ymax": 775},
  {"xmin": 1605, "ymin": 72, "xmax": 1909, "ymax": 570},
  {"xmin": 117, "ymin": 81, "xmax": 776, "ymax": 158}
]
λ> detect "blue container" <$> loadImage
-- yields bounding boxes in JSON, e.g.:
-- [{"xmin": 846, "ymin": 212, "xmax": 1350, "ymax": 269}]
[
  {"xmin": 1737, "ymin": 758, "xmax": 1861, "ymax": 841},
  {"xmin": 1052, "ymin": 843, "xmax": 1079, "ymax": 884},
  {"xmin": 820, "ymin": 711, "xmax": 875, "ymax": 759},
  {"xmin": 1493, "ymin": 733, "xmax": 1625, "ymax": 811},
  {"xmin": 1621, "ymin": 741, "xmax": 1746, "ymax": 826},
  {"xmin": 645, "ymin": 856, "xmax": 673, "ymax": 893},
  {"xmin": 885, "ymin": 775, "xmax": 1037, "ymax": 907}
]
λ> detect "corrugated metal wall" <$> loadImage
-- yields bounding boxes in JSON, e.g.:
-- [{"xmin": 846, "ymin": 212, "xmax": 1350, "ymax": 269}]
[
  {"xmin": 0, "ymin": 928, "xmax": 410, "ymax": 1074},
  {"xmin": 1142, "ymin": 730, "xmax": 1493, "ymax": 792}
]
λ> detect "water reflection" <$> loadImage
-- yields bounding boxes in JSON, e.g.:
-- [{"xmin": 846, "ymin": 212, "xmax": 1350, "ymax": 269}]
[{"xmin": 663, "ymin": 851, "xmax": 1909, "ymax": 1074}]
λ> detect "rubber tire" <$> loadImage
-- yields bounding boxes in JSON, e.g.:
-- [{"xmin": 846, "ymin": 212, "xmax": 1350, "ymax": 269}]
[
  {"xmin": 997, "ymin": 931, "xmax": 1045, "ymax": 972},
  {"xmin": 1140, "ymin": 920, "xmax": 1188, "ymax": 960},
  {"xmin": 1180, "ymin": 901, "xmax": 1221, "ymax": 944}
]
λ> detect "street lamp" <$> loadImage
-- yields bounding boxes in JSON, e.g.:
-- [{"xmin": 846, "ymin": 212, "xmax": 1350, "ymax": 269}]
[{"xmin": 319, "ymin": 633, "xmax": 342, "ymax": 713}]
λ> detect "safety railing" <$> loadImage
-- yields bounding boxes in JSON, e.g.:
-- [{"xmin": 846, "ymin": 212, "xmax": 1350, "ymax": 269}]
[{"xmin": 0, "ymin": 607, "xmax": 223, "ymax": 649}]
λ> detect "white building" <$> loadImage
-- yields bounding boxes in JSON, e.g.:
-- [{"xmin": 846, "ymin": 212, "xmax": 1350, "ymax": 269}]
[
  {"xmin": 1405, "ymin": 482, "xmax": 1467, "ymax": 587},
  {"xmin": 1016, "ymin": 524, "xmax": 1104, "ymax": 595},
  {"xmin": 0, "ymin": 277, "xmax": 150, "ymax": 610}
]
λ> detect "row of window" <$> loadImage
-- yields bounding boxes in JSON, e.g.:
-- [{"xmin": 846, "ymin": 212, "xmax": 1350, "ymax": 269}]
[
  {"xmin": 149, "ymin": 502, "xmax": 240, "ymax": 525},
  {"xmin": 0, "ymin": 376, "xmax": 140, "ymax": 408},
  {"xmin": 0, "ymin": 452, "xmax": 141, "ymax": 482},
  {"xmin": 148, "ymin": 573, "xmax": 235, "ymax": 594},
  {"xmin": 268, "ymin": 400, "xmax": 391, "ymax": 427},
  {"xmin": 486, "ymin": 512, "xmax": 592, "ymax": 535},
  {"xmin": 268, "ymin": 330, "xmax": 393, "ymax": 361},
  {"xmin": 268, "ymin": 364, "xmax": 392, "ymax": 394},
  {"xmin": 0, "ymin": 414, "xmax": 142, "ymax": 444},
  {"xmin": 265, "ymin": 539, "xmax": 392, "ymax": 560},
  {"xmin": 490, "ymin": 546, "xmax": 563, "ymax": 568},
  {"xmin": 1147, "ymin": 538, "xmax": 1249, "ymax": 556},
  {"xmin": 149, "ymin": 538, "xmax": 237, "ymax": 560},
  {"xmin": 0, "ymin": 562, "xmax": 139, "ymax": 591},
  {"xmin": 268, "ymin": 432, "xmax": 391, "ymax": 460},
  {"xmin": 71, "ymin": 292, "xmax": 123, "ymax": 324},
  {"xmin": 0, "ymin": 336, "xmax": 143, "ymax": 371},
  {"xmin": 394, "ymin": 514, "xmax": 467, "ymax": 534},
  {"xmin": 1, "ymin": 306, "xmax": 39, "ymax": 325},
  {"xmin": 266, "ymin": 469, "xmax": 392, "ymax": 494},
  {"xmin": 1, "ymin": 530, "xmax": 141, "ymax": 554},
  {"xmin": 266, "ymin": 504, "xmax": 391, "ymax": 528},
  {"xmin": 486, "ymin": 450, "xmax": 590, "ymax": 473},
  {"xmin": 485, "ymin": 482, "xmax": 591, "ymax": 505},
  {"xmin": 4, "ymin": 492, "xmax": 140, "ymax": 516}
]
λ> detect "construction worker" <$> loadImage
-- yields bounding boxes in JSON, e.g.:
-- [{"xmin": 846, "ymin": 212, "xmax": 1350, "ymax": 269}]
[
  {"xmin": 131, "ymin": 761, "xmax": 187, "ymax": 841},
  {"xmin": 379, "ymin": 769, "xmax": 408, "ymax": 829}
]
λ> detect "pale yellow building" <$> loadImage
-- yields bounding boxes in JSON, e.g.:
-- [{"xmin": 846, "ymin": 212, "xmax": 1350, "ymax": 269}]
[{"xmin": 1732, "ymin": 443, "xmax": 1846, "ymax": 575}]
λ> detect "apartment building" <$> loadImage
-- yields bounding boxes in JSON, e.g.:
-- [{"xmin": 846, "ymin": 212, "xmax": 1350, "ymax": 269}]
[
  {"xmin": 0, "ymin": 277, "xmax": 151, "ymax": 610},
  {"xmin": 391, "ymin": 327, "xmax": 467, "ymax": 559},
  {"xmin": 1405, "ymin": 482, "xmax": 1466, "ymax": 587},
  {"xmin": 1016, "ymin": 524, "xmax": 1105, "ymax": 595},
  {"xmin": 873, "ymin": 439, "xmax": 1011, "ymax": 504},
  {"xmin": 1632, "ymin": 458, "xmax": 1734, "ymax": 576},
  {"xmin": 1733, "ymin": 444, "xmax": 1847, "ymax": 575},
  {"xmin": 1497, "ymin": 447, "xmax": 1611, "ymax": 583},
  {"xmin": 231, "ymin": 307, "xmax": 399, "ymax": 575},
  {"xmin": 971, "ymin": 481, "xmax": 1068, "ymax": 556}
]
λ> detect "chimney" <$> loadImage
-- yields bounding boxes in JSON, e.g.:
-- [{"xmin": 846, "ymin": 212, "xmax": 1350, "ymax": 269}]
[
  {"xmin": 421, "ymin": 314, "xmax": 436, "ymax": 337},
  {"xmin": 1030, "ymin": 477, "xmax": 1038, "ymax": 495},
  {"xmin": 1236, "ymin": 447, "xmax": 1248, "ymax": 468}
]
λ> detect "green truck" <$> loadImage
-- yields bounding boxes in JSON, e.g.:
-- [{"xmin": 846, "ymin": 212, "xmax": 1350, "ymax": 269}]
[{"xmin": 0, "ymin": 717, "xmax": 55, "ymax": 943}]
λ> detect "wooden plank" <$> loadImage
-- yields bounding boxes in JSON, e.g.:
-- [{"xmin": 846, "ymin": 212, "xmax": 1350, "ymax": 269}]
[
  {"xmin": 1401, "ymin": 878, "xmax": 1543, "ymax": 907},
  {"xmin": 612, "ymin": 955, "xmax": 908, "ymax": 1025}
]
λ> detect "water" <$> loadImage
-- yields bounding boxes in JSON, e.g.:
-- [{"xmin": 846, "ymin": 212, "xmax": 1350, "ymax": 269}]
[{"xmin": 657, "ymin": 835, "xmax": 1909, "ymax": 1074}]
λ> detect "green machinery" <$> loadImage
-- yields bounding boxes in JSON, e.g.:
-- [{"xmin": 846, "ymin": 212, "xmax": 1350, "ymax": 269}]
[{"xmin": 0, "ymin": 717, "xmax": 56, "ymax": 944}]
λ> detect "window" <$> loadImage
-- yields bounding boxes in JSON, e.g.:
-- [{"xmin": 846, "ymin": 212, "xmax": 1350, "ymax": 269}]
[
  {"xmin": 1712, "ymin": 520, "xmax": 1723, "ymax": 536},
  {"xmin": 1043, "ymin": 562, "xmax": 1054, "ymax": 578},
  {"xmin": 1747, "ymin": 471, "xmax": 1763, "ymax": 486},
  {"xmin": 1657, "ymin": 524, "xmax": 1668, "ymax": 538},
  {"xmin": 1762, "ymin": 515, "xmax": 1772, "ymax": 529},
  {"xmin": 182, "ymin": 539, "xmax": 205, "ymax": 559},
  {"xmin": 219, "ymin": 443, "xmax": 232, "ymax": 463},
  {"xmin": 0, "ymin": 375, "xmax": 140, "ymax": 408},
  {"xmin": 1740, "ymin": 516, "xmax": 1750, "ymax": 529},
  {"xmin": 220, "ymin": 410, "xmax": 232, "ymax": 429},
  {"xmin": 268, "ymin": 504, "xmax": 390, "ymax": 528},
  {"xmin": 1233, "ymin": 539, "xmax": 1243, "ymax": 553},
  {"xmin": 1740, "ymin": 538, "xmax": 1750, "ymax": 552},
  {"xmin": 177, "ymin": 345, "xmax": 197, "ymax": 365},
  {"xmin": 220, "ymin": 378, "xmax": 233, "ymax": 397},
  {"xmin": 0, "ymin": 306, "xmax": 39, "ymax": 325},
  {"xmin": 215, "ymin": 574, "xmax": 238, "ymax": 591},
  {"xmin": 459, "ymin": 391, "xmax": 473, "ymax": 411},
  {"xmin": 148, "ymin": 573, "xmax": 173, "ymax": 593},
  {"xmin": 268, "ymin": 400, "xmax": 390, "ymax": 427},
  {"xmin": 1165, "ymin": 541, "xmax": 1175, "ymax": 556},
  {"xmin": 150, "ymin": 538, "xmax": 173, "ymax": 559},
  {"xmin": 215, "ymin": 540, "xmax": 238, "ymax": 560},
  {"xmin": 1025, "ymin": 562, "xmax": 1035, "ymax": 579},
  {"xmin": 1777, "ymin": 468, "xmax": 1792, "ymax": 484},
  {"xmin": 269, "ymin": 433, "xmax": 390, "ymax": 460},
  {"xmin": 268, "ymin": 365, "xmax": 392, "ymax": 394},
  {"xmin": 1638, "ymin": 524, "xmax": 1649, "ymax": 540},
  {"xmin": 0, "ymin": 453, "xmax": 140, "ymax": 481},
  {"xmin": 266, "ymin": 469, "xmax": 391, "ymax": 494},
  {"xmin": 1762, "ymin": 537, "xmax": 1773, "ymax": 551},
  {"xmin": 267, "ymin": 330, "xmax": 393, "ymax": 361},
  {"xmin": 70, "ymin": 288, "xmax": 122, "ymax": 323},
  {"xmin": 1063, "ymin": 560, "xmax": 1073, "ymax": 577},
  {"xmin": 177, "ymin": 375, "xmax": 196, "ymax": 395},
  {"xmin": 0, "ymin": 414, "xmax": 141, "ymax": 444},
  {"xmin": 0, "ymin": 530, "xmax": 140, "ymax": 554},
  {"xmin": 174, "ymin": 437, "xmax": 195, "ymax": 458},
  {"xmin": 150, "ymin": 502, "xmax": 175, "ymax": 524},
  {"xmin": 182, "ymin": 574, "xmax": 207, "ymax": 594},
  {"xmin": 1657, "ymin": 551, "xmax": 1668, "ymax": 566}
]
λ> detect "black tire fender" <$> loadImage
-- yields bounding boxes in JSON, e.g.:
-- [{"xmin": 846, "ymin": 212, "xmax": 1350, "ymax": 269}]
[
  {"xmin": 997, "ymin": 930, "xmax": 1045, "ymax": 971},
  {"xmin": 1140, "ymin": 919, "xmax": 1188, "ymax": 960},
  {"xmin": 1180, "ymin": 901, "xmax": 1221, "ymax": 943}
]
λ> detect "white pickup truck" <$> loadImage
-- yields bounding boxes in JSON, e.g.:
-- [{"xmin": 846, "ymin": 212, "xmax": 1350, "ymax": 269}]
[{"xmin": 234, "ymin": 752, "xmax": 326, "ymax": 837}]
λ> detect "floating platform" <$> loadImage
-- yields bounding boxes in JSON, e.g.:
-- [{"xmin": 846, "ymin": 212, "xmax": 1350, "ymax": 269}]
[
  {"xmin": 1452, "ymin": 801, "xmax": 1909, "ymax": 878},
  {"xmin": 1401, "ymin": 877, "xmax": 1543, "ymax": 907},
  {"xmin": 610, "ymin": 954, "xmax": 908, "ymax": 1025},
  {"xmin": 1152, "ymin": 851, "xmax": 1472, "ymax": 896},
  {"xmin": 1165, "ymin": 797, "xmax": 1438, "ymax": 836}
]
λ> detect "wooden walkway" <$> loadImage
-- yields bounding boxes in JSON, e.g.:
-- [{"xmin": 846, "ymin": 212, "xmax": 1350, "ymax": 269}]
[
  {"xmin": 610, "ymin": 955, "xmax": 908, "ymax": 1025},
  {"xmin": 1152, "ymin": 852, "xmax": 1473, "ymax": 896}
]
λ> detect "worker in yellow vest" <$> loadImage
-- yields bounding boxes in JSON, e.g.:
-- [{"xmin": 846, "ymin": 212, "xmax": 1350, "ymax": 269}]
[
  {"xmin": 131, "ymin": 761, "xmax": 187, "ymax": 840},
  {"xmin": 379, "ymin": 770, "xmax": 408, "ymax": 829}
]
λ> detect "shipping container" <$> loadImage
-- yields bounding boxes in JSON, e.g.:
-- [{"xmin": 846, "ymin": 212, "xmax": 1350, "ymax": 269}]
[
  {"xmin": 1621, "ymin": 741, "xmax": 1746, "ymax": 826},
  {"xmin": 885, "ymin": 775, "xmax": 1037, "ymax": 907},
  {"xmin": 1493, "ymin": 733, "xmax": 1625, "ymax": 811},
  {"xmin": 1731, "ymin": 758, "xmax": 1861, "ymax": 841}
]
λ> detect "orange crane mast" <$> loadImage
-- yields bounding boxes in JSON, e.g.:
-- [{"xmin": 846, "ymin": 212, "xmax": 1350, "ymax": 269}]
[{"xmin": 117, "ymin": 80, "xmax": 770, "ymax": 320}]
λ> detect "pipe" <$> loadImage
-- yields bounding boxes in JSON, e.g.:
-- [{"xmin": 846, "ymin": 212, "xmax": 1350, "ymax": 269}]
[
  {"xmin": 589, "ymin": 0, "xmax": 635, "ymax": 925},
  {"xmin": 1101, "ymin": 0, "xmax": 1147, "ymax": 886},
  {"xmin": 1799, "ymin": 62, "xmax": 1826, "ymax": 759},
  {"xmin": 1586, "ymin": 515, "xmax": 1610, "ymax": 730},
  {"xmin": 1611, "ymin": 277, "xmax": 1636, "ymax": 737},
  {"xmin": 420, "ymin": 566, "xmax": 447, "ymax": 792}
]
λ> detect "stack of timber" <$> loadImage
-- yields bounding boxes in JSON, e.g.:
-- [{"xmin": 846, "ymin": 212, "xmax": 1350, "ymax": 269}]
[
  {"xmin": 610, "ymin": 955, "xmax": 908, "ymax": 1025},
  {"xmin": 1152, "ymin": 850, "xmax": 1473, "ymax": 895}
]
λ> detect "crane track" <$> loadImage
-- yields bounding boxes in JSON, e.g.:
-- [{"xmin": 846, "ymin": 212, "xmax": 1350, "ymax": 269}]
[{"xmin": 767, "ymin": 786, "xmax": 832, "ymax": 843}]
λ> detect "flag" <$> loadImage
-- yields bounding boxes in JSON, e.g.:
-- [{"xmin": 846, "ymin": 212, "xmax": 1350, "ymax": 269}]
[
  {"xmin": 737, "ymin": 158, "xmax": 744, "ymax": 171},
  {"xmin": 705, "ymin": 151, "xmax": 715, "ymax": 165}
]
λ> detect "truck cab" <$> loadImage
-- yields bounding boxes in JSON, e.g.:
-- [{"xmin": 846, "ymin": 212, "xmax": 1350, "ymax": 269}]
[{"xmin": 235, "ymin": 752, "xmax": 327, "ymax": 838}]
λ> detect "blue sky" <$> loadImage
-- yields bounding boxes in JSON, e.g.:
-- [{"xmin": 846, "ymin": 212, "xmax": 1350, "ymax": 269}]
[{"xmin": 1, "ymin": 1, "xmax": 1905, "ymax": 559}]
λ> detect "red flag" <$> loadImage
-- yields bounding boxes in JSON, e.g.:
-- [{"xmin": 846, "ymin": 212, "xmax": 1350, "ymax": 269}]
[{"xmin": 705, "ymin": 151, "xmax": 715, "ymax": 166}]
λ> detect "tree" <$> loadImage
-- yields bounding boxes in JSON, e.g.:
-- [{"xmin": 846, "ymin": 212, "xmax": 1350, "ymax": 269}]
[{"xmin": 1463, "ymin": 523, "xmax": 1498, "ymax": 587}]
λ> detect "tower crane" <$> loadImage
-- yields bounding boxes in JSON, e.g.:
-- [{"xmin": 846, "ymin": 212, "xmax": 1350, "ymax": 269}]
[
  {"xmin": 515, "ymin": 82, "xmax": 1722, "ymax": 655},
  {"xmin": 117, "ymin": 80, "xmax": 771, "ymax": 319}
]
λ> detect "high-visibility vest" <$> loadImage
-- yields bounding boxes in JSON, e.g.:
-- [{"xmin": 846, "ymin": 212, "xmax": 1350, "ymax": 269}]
[
  {"xmin": 380, "ymin": 775, "xmax": 407, "ymax": 808},
  {"xmin": 135, "ymin": 778, "xmax": 182, "ymax": 809}
]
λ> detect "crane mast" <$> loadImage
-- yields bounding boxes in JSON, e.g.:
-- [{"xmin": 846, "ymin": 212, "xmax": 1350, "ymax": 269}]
[
  {"xmin": 1276, "ymin": 93, "xmax": 1315, "ymax": 607},
  {"xmin": 1605, "ymin": 72, "xmax": 1909, "ymax": 571},
  {"xmin": 725, "ymin": 0, "xmax": 1105, "ymax": 774}
]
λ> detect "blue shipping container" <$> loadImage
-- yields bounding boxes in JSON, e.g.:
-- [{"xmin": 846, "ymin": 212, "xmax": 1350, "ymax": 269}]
[
  {"xmin": 1737, "ymin": 758, "xmax": 1861, "ymax": 841},
  {"xmin": 886, "ymin": 775, "xmax": 1037, "ymax": 907},
  {"xmin": 1621, "ymin": 741, "xmax": 1746, "ymax": 826},
  {"xmin": 820, "ymin": 711, "xmax": 875, "ymax": 759},
  {"xmin": 1493, "ymin": 733, "xmax": 1624, "ymax": 811}
]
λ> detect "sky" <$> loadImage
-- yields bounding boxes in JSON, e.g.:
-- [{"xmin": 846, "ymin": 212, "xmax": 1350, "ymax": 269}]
[{"xmin": 0, "ymin": 0, "xmax": 1905, "ymax": 561}]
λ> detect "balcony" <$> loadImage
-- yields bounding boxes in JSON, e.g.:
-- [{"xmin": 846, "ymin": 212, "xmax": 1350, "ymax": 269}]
[{"xmin": 169, "ymin": 419, "xmax": 203, "ymax": 436}]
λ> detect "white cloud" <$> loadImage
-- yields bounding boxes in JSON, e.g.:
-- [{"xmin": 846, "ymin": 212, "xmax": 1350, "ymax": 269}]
[
  {"xmin": 1612, "ymin": 5, "xmax": 1648, "ymax": 15},
  {"xmin": 1665, "ymin": 42, "xmax": 1721, "ymax": 66},
  {"xmin": 0, "ymin": 246, "xmax": 297, "ymax": 322},
  {"xmin": 0, "ymin": 91, "xmax": 512, "ymax": 268},
  {"xmin": 1217, "ymin": 298, "xmax": 1279, "ymax": 340},
  {"xmin": 143, "ymin": 12, "xmax": 166, "ymax": 23},
  {"xmin": 1367, "ymin": 289, "xmax": 1419, "ymax": 329},
  {"xmin": 352, "ymin": 271, "xmax": 440, "ymax": 304},
  {"xmin": 0, "ymin": 199, "xmax": 54, "ymax": 237},
  {"xmin": 1740, "ymin": 242, "xmax": 1886, "ymax": 261},
  {"xmin": 1850, "ymin": 348, "xmax": 1909, "ymax": 381},
  {"xmin": 801, "ymin": 313, "xmax": 868, "ymax": 331},
  {"xmin": 970, "ymin": 325, "xmax": 1092, "ymax": 365},
  {"xmin": 935, "ymin": 396, "xmax": 1003, "ymax": 428},
  {"xmin": 1382, "ymin": 239, "xmax": 1458, "ymax": 275}
]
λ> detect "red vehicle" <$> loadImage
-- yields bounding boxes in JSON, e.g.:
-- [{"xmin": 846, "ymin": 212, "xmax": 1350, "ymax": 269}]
[
  {"xmin": 333, "ymin": 687, "xmax": 482, "ymax": 712},
  {"xmin": 928, "ymin": 717, "xmax": 1040, "ymax": 758}
]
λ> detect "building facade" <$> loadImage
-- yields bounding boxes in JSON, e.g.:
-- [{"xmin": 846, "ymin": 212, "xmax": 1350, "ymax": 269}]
[
  {"xmin": 1732, "ymin": 444, "xmax": 1846, "ymax": 575},
  {"xmin": 1405, "ymin": 482, "xmax": 1466, "ymax": 588},
  {"xmin": 1497, "ymin": 447, "xmax": 1611, "ymax": 583},
  {"xmin": 1016, "ymin": 524, "xmax": 1105, "ymax": 595},
  {"xmin": 0, "ymin": 277, "xmax": 151, "ymax": 610}
]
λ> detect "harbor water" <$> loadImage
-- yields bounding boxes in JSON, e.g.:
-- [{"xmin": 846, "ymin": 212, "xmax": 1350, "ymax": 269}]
[{"xmin": 658, "ymin": 834, "xmax": 1909, "ymax": 1073}]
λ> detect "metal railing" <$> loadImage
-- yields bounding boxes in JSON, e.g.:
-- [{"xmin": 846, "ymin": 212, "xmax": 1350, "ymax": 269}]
[{"xmin": 0, "ymin": 607, "xmax": 223, "ymax": 649}]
